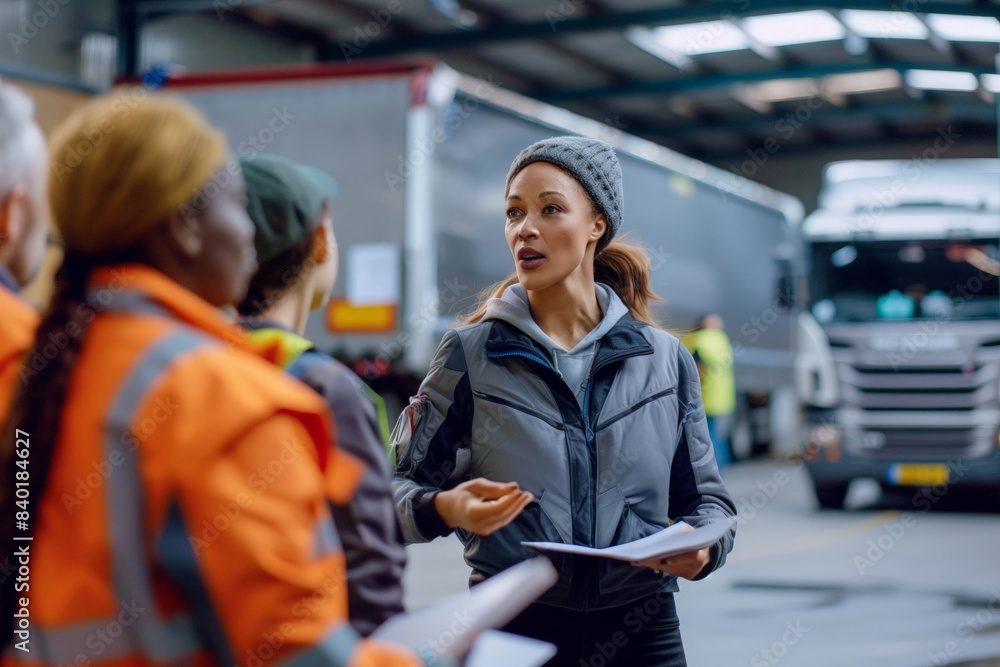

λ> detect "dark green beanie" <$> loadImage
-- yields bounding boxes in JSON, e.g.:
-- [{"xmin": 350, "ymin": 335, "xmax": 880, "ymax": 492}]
[{"xmin": 240, "ymin": 154, "xmax": 338, "ymax": 266}]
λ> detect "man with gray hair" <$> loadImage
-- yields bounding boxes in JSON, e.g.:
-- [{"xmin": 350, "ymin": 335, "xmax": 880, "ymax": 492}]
[{"xmin": 0, "ymin": 80, "xmax": 50, "ymax": 405}]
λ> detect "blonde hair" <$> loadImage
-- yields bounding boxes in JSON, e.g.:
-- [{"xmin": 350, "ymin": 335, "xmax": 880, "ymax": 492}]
[
  {"xmin": 461, "ymin": 235, "xmax": 664, "ymax": 327},
  {"xmin": 48, "ymin": 94, "xmax": 227, "ymax": 258}
]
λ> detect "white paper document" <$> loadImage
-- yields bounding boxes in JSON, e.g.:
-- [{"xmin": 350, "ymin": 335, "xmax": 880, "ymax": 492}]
[
  {"xmin": 466, "ymin": 630, "xmax": 557, "ymax": 667},
  {"xmin": 522, "ymin": 518, "xmax": 736, "ymax": 562},
  {"xmin": 373, "ymin": 557, "xmax": 558, "ymax": 665}
]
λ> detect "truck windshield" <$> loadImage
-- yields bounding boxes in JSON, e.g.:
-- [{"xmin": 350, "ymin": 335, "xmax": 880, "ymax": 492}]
[{"xmin": 810, "ymin": 239, "xmax": 1000, "ymax": 322}]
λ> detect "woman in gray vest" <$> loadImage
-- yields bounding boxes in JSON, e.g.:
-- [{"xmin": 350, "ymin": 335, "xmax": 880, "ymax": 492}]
[{"xmin": 393, "ymin": 137, "xmax": 737, "ymax": 666}]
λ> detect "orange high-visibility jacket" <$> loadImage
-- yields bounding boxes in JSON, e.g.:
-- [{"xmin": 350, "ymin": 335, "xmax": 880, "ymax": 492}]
[
  {"xmin": 0, "ymin": 275, "xmax": 39, "ymax": 411},
  {"xmin": 2, "ymin": 265, "xmax": 421, "ymax": 667}
]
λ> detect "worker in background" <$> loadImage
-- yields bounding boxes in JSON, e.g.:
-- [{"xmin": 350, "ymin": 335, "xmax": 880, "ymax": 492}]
[
  {"xmin": 0, "ymin": 81, "xmax": 49, "ymax": 410},
  {"xmin": 236, "ymin": 153, "xmax": 406, "ymax": 637},
  {"xmin": 684, "ymin": 314, "xmax": 736, "ymax": 467},
  {"xmin": 0, "ymin": 95, "xmax": 421, "ymax": 667}
]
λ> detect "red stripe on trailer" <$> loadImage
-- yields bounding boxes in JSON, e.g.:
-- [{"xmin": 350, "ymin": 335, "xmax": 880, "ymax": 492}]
[
  {"xmin": 116, "ymin": 59, "xmax": 436, "ymax": 89},
  {"xmin": 410, "ymin": 67, "xmax": 430, "ymax": 107}
]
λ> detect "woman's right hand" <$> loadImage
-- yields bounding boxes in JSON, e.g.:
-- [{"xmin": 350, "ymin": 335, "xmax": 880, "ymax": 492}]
[{"xmin": 434, "ymin": 478, "xmax": 534, "ymax": 536}]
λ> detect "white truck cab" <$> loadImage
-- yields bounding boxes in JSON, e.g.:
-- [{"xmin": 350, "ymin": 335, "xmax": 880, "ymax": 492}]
[{"xmin": 798, "ymin": 159, "xmax": 1000, "ymax": 508}]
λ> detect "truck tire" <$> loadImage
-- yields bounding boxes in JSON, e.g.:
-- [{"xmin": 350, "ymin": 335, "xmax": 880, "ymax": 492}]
[
  {"xmin": 814, "ymin": 482, "xmax": 849, "ymax": 510},
  {"xmin": 730, "ymin": 401, "xmax": 753, "ymax": 461}
]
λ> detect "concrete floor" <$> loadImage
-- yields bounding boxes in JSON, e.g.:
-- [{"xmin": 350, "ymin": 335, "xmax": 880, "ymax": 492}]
[{"xmin": 402, "ymin": 459, "xmax": 1000, "ymax": 666}]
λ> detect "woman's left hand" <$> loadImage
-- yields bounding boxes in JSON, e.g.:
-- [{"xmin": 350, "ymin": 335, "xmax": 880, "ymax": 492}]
[{"xmin": 632, "ymin": 547, "xmax": 712, "ymax": 580}]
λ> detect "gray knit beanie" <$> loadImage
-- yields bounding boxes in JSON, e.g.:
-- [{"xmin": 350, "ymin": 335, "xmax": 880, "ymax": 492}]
[{"xmin": 505, "ymin": 136, "xmax": 623, "ymax": 254}]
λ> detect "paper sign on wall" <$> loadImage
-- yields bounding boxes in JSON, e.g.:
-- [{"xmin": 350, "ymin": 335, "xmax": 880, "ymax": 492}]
[{"xmin": 347, "ymin": 243, "xmax": 400, "ymax": 305}]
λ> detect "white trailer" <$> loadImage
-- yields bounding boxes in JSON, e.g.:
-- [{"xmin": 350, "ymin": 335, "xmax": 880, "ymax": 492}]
[{"xmin": 164, "ymin": 62, "xmax": 804, "ymax": 452}]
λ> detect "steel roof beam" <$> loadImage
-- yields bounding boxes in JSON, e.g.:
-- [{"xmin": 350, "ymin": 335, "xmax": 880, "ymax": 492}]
[
  {"xmin": 731, "ymin": 18, "xmax": 786, "ymax": 65},
  {"xmin": 635, "ymin": 100, "xmax": 997, "ymax": 139},
  {"xmin": 915, "ymin": 12, "xmax": 959, "ymax": 59},
  {"xmin": 134, "ymin": 0, "xmax": 271, "ymax": 19},
  {"xmin": 118, "ymin": 0, "xmax": 141, "ymax": 78},
  {"xmin": 692, "ymin": 122, "xmax": 996, "ymax": 159},
  {"xmin": 317, "ymin": 0, "xmax": 412, "ymax": 31},
  {"xmin": 913, "ymin": 12, "xmax": 977, "ymax": 66},
  {"xmin": 457, "ymin": 0, "xmax": 632, "ymax": 87},
  {"xmin": 342, "ymin": 1, "xmax": 1000, "ymax": 60},
  {"xmin": 538, "ymin": 60, "xmax": 995, "ymax": 101}
]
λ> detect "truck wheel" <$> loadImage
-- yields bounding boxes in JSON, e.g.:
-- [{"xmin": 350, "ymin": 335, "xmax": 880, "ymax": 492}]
[
  {"xmin": 730, "ymin": 401, "xmax": 753, "ymax": 462},
  {"xmin": 814, "ymin": 482, "xmax": 849, "ymax": 510}
]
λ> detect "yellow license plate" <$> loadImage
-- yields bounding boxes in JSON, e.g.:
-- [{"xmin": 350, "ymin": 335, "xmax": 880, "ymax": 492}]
[{"xmin": 888, "ymin": 463, "xmax": 950, "ymax": 487}]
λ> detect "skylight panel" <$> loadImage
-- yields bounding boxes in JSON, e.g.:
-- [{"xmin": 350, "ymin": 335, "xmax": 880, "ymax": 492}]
[
  {"xmin": 646, "ymin": 20, "xmax": 748, "ymax": 55},
  {"xmin": 980, "ymin": 74, "xmax": 1000, "ymax": 94},
  {"xmin": 823, "ymin": 69, "xmax": 902, "ymax": 95},
  {"xmin": 741, "ymin": 10, "xmax": 846, "ymax": 47},
  {"xmin": 925, "ymin": 14, "xmax": 1000, "ymax": 42},
  {"xmin": 839, "ymin": 10, "xmax": 928, "ymax": 39},
  {"xmin": 904, "ymin": 69, "xmax": 980, "ymax": 92}
]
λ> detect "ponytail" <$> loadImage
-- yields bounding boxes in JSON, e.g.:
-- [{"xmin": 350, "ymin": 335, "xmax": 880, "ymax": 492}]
[
  {"xmin": 460, "ymin": 235, "xmax": 663, "ymax": 328},
  {"xmin": 0, "ymin": 253, "xmax": 95, "ymax": 648},
  {"xmin": 594, "ymin": 236, "xmax": 663, "ymax": 327}
]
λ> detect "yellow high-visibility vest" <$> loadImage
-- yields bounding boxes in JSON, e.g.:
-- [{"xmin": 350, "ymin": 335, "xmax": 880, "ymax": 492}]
[{"xmin": 683, "ymin": 328, "xmax": 736, "ymax": 416}]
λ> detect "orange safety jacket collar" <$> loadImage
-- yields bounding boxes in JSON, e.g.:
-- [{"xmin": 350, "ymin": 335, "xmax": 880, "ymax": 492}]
[{"xmin": 86, "ymin": 263, "xmax": 331, "ymax": 468}]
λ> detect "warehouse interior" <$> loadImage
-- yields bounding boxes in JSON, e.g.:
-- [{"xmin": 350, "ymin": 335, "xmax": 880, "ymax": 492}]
[
  {"xmin": 2, "ymin": 1, "xmax": 999, "ymax": 206},
  {"xmin": 2, "ymin": 2, "xmax": 1000, "ymax": 666}
]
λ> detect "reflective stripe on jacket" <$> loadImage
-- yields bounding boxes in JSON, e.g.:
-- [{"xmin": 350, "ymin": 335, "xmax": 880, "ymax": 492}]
[
  {"xmin": 393, "ymin": 313, "xmax": 737, "ymax": 611},
  {"xmin": 4, "ymin": 264, "xmax": 420, "ymax": 667}
]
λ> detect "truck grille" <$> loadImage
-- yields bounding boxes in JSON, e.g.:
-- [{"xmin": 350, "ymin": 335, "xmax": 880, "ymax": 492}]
[
  {"xmin": 854, "ymin": 428, "xmax": 980, "ymax": 460},
  {"xmin": 838, "ymin": 363, "xmax": 992, "ymax": 411},
  {"xmin": 831, "ymin": 345, "xmax": 1000, "ymax": 459}
]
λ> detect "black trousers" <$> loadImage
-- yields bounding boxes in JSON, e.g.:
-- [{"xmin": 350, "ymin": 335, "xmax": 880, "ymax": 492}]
[{"xmin": 501, "ymin": 591, "xmax": 687, "ymax": 667}]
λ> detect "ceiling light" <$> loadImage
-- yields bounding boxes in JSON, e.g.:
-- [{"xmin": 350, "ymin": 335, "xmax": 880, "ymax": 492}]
[
  {"xmin": 625, "ymin": 27, "xmax": 694, "ymax": 70},
  {"xmin": 838, "ymin": 10, "xmax": 928, "ymax": 39},
  {"xmin": 741, "ymin": 10, "xmax": 845, "ymax": 47},
  {"xmin": 823, "ymin": 69, "xmax": 901, "ymax": 95},
  {"xmin": 731, "ymin": 86, "xmax": 773, "ymax": 114},
  {"xmin": 925, "ymin": 14, "xmax": 1000, "ymax": 42},
  {"xmin": 744, "ymin": 78, "xmax": 821, "ymax": 102},
  {"xmin": 645, "ymin": 20, "xmax": 748, "ymax": 55},
  {"xmin": 982, "ymin": 74, "xmax": 1000, "ymax": 94},
  {"xmin": 904, "ymin": 69, "xmax": 979, "ymax": 92}
]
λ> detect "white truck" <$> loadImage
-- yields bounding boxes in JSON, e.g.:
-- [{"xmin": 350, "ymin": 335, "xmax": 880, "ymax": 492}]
[{"xmin": 797, "ymin": 159, "xmax": 1000, "ymax": 508}]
